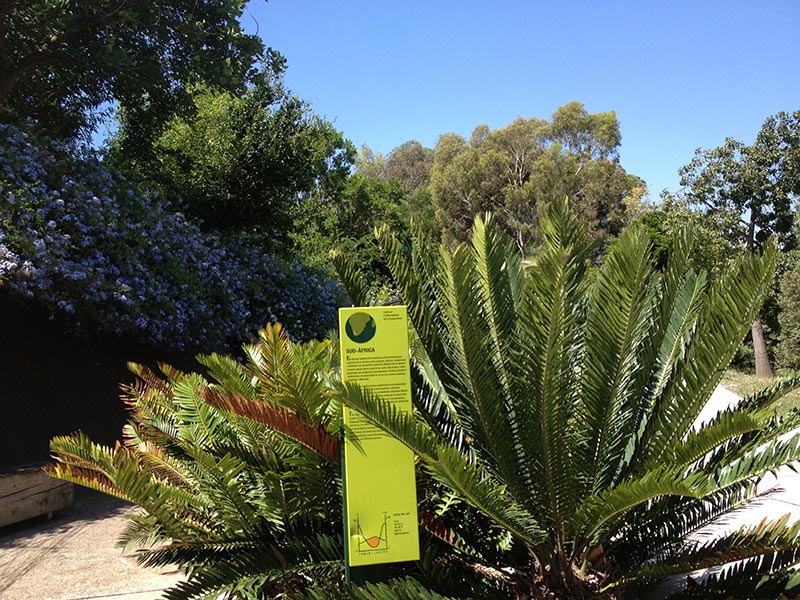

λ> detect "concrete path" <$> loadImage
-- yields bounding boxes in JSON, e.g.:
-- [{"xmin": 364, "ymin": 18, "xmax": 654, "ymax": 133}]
[
  {"xmin": 650, "ymin": 386, "xmax": 800, "ymax": 598},
  {"xmin": 0, "ymin": 487, "xmax": 183, "ymax": 600},
  {"xmin": 690, "ymin": 385, "xmax": 800, "ymax": 537}
]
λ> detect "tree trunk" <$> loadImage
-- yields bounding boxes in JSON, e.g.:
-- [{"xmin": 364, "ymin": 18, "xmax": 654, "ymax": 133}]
[{"xmin": 752, "ymin": 316, "xmax": 774, "ymax": 378}]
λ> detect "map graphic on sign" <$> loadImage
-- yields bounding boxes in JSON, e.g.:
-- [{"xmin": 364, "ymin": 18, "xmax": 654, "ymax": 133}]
[{"xmin": 344, "ymin": 312, "xmax": 377, "ymax": 343}]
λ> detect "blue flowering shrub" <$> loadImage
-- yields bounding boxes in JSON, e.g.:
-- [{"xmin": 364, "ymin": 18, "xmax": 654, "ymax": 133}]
[{"xmin": 0, "ymin": 125, "xmax": 343, "ymax": 350}]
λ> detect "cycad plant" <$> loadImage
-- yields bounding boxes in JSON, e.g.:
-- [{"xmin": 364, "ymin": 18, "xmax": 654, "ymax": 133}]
[
  {"xmin": 48, "ymin": 326, "xmax": 471, "ymax": 599},
  {"xmin": 49, "ymin": 326, "xmax": 350, "ymax": 599},
  {"xmin": 48, "ymin": 200, "xmax": 800, "ymax": 599},
  {"xmin": 336, "ymin": 199, "xmax": 800, "ymax": 598}
]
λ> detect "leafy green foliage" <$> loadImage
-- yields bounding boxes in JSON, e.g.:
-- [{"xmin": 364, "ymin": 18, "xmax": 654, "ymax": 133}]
[
  {"xmin": 294, "ymin": 173, "xmax": 406, "ymax": 295},
  {"xmin": 48, "ymin": 325, "xmax": 500, "ymax": 598},
  {"xmin": 636, "ymin": 193, "xmax": 733, "ymax": 273},
  {"xmin": 778, "ymin": 250, "xmax": 800, "ymax": 369},
  {"xmin": 49, "ymin": 325, "xmax": 347, "ymax": 598},
  {"xmin": 429, "ymin": 103, "xmax": 643, "ymax": 255},
  {"xmin": 679, "ymin": 110, "xmax": 800, "ymax": 253},
  {"xmin": 0, "ymin": 0, "xmax": 270, "ymax": 148},
  {"xmin": 113, "ymin": 78, "xmax": 354, "ymax": 243}
]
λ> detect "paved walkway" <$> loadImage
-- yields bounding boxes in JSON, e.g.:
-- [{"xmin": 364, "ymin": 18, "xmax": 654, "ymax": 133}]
[{"xmin": 0, "ymin": 487, "xmax": 183, "ymax": 600}]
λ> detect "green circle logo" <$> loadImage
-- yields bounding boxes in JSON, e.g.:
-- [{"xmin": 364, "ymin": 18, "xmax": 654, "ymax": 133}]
[{"xmin": 345, "ymin": 312, "xmax": 377, "ymax": 343}]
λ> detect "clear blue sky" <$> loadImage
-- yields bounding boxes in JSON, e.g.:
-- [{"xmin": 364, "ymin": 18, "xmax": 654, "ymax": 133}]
[{"xmin": 242, "ymin": 1, "xmax": 799, "ymax": 200}]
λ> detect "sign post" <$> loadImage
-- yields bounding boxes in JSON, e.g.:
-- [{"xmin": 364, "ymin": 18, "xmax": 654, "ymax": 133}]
[{"xmin": 339, "ymin": 306, "xmax": 419, "ymax": 568}]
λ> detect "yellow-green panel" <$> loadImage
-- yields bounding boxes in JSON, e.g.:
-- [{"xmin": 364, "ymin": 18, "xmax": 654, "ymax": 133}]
[{"xmin": 339, "ymin": 306, "xmax": 420, "ymax": 567}]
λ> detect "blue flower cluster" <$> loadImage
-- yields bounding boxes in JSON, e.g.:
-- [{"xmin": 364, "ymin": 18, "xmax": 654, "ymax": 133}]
[{"xmin": 0, "ymin": 125, "xmax": 344, "ymax": 350}]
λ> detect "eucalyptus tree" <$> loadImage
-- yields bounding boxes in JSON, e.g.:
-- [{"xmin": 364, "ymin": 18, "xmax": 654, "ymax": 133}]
[{"xmin": 429, "ymin": 103, "xmax": 641, "ymax": 256}]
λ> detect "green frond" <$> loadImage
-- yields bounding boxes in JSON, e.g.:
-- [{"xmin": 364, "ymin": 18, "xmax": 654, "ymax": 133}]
[
  {"xmin": 374, "ymin": 223, "xmax": 446, "ymax": 370},
  {"xmin": 241, "ymin": 323, "xmax": 339, "ymax": 423},
  {"xmin": 338, "ymin": 381, "xmax": 546, "ymax": 549},
  {"xmin": 179, "ymin": 446, "xmax": 270, "ymax": 538},
  {"xmin": 674, "ymin": 561, "xmax": 800, "ymax": 598},
  {"xmin": 668, "ymin": 408, "xmax": 763, "ymax": 468},
  {"xmin": 513, "ymin": 201, "xmax": 590, "ymax": 536},
  {"xmin": 617, "ymin": 247, "xmax": 707, "ymax": 480},
  {"xmin": 196, "ymin": 351, "xmax": 258, "ymax": 400},
  {"xmin": 579, "ymin": 223, "xmax": 658, "ymax": 493},
  {"xmin": 643, "ymin": 240, "xmax": 779, "ymax": 465},
  {"xmin": 612, "ymin": 516, "xmax": 800, "ymax": 592},
  {"xmin": 331, "ymin": 246, "xmax": 373, "ymax": 307},
  {"xmin": 159, "ymin": 535, "xmax": 344, "ymax": 600},
  {"xmin": 611, "ymin": 482, "xmax": 756, "ymax": 574},
  {"xmin": 709, "ymin": 430, "xmax": 800, "ymax": 490},
  {"xmin": 171, "ymin": 374, "xmax": 236, "ymax": 447},
  {"xmin": 574, "ymin": 467, "xmax": 708, "ymax": 548}
]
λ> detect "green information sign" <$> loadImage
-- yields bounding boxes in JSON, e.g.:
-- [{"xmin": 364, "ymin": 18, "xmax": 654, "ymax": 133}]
[{"xmin": 339, "ymin": 306, "xmax": 420, "ymax": 567}]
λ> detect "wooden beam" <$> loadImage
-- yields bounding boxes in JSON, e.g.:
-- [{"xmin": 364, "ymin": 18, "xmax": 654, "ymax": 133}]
[{"xmin": 0, "ymin": 467, "xmax": 74, "ymax": 527}]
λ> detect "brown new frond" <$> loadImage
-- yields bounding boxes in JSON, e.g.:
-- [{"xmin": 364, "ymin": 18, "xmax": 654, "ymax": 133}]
[
  {"xmin": 200, "ymin": 387, "xmax": 340, "ymax": 463},
  {"xmin": 45, "ymin": 463, "xmax": 130, "ymax": 501},
  {"xmin": 134, "ymin": 364, "xmax": 174, "ymax": 397},
  {"xmin": 418, "ymin": 509, "xmax": 472, "ymax": 555}
]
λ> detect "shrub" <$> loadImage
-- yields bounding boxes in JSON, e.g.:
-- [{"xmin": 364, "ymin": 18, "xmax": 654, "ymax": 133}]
[{"xmin": 0, "ymin": 124, "xmax": 343, "ymax": 350}]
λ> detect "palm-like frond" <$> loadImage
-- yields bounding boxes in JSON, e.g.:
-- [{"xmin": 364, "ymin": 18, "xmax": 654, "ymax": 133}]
[
  {"xmin": 613, "ymin": 516, "xmax": 800, "ymax": 591},
  {"xmin": 49, "ymin": 326, "xmax": 350, "ymax": 599},
  {"xmin": 643, "ymin": 244, "xmax": 779, "ymax": 466},
  {"xmin": 578, "ymin": 223, "xmax": 659, "ymax": 494},
  {"xmin": 337, "ymin": 381, "xmax": 546, "ymax": 548}
]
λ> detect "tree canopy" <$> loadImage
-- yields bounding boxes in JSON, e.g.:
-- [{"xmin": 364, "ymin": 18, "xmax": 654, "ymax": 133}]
[
  {"xmin": 429, "ymin": 102, "xmax": 642, "ymax": 254},
  {"xmin": 0, "ymin": 0, "xmax": 271, "ymax": 149},
  {"xmin": 679, "ymin": 110, "xmax": 800, "ymax": 252},
  {"xmin": 117, "ymin": 78, "xmax": 354, "ymax": 242}
]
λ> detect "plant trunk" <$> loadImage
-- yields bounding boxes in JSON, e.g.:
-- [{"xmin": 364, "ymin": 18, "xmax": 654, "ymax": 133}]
[{"xmin": 752, "ymin": 316, "xmax": 774, "ymax": 378}]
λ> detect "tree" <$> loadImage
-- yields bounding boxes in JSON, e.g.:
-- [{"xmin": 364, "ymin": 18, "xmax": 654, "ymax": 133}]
[
  {"xmin": 637, "ymin": 193, "xmax": 734, "ymax": 273},
  {"xmin": 679, "ymin": 110, "xmax": 800, "ymax": 377},
  {"xmin": 119, "ymin": 78, "xmax": 354, "ymax": 243},
  {"xmin": 292, "ymin": 172, "xmax": 405, "ymax": 291},
  {"xmin": 429, "ymin": 103, "xmax": 642, "ymax": 255},
  {"xmin": 0, "ymin": 0, "xmax": 270, "ymax": 148},
  {"xmin": 777, "ymin": 249, "xmax": 800, "ymax": 369},
  {"xmin": 385, "ymin": 140, "xmax": 434, "ymax": 196},
  {"xmin": 355, "ymin": 144, "xmax": 388, "ymax": 180}
]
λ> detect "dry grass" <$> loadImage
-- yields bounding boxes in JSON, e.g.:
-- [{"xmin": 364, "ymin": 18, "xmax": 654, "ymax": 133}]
[{"xmin": 721, "ymin": 369, "xmax": 800, "ymax": 415}]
